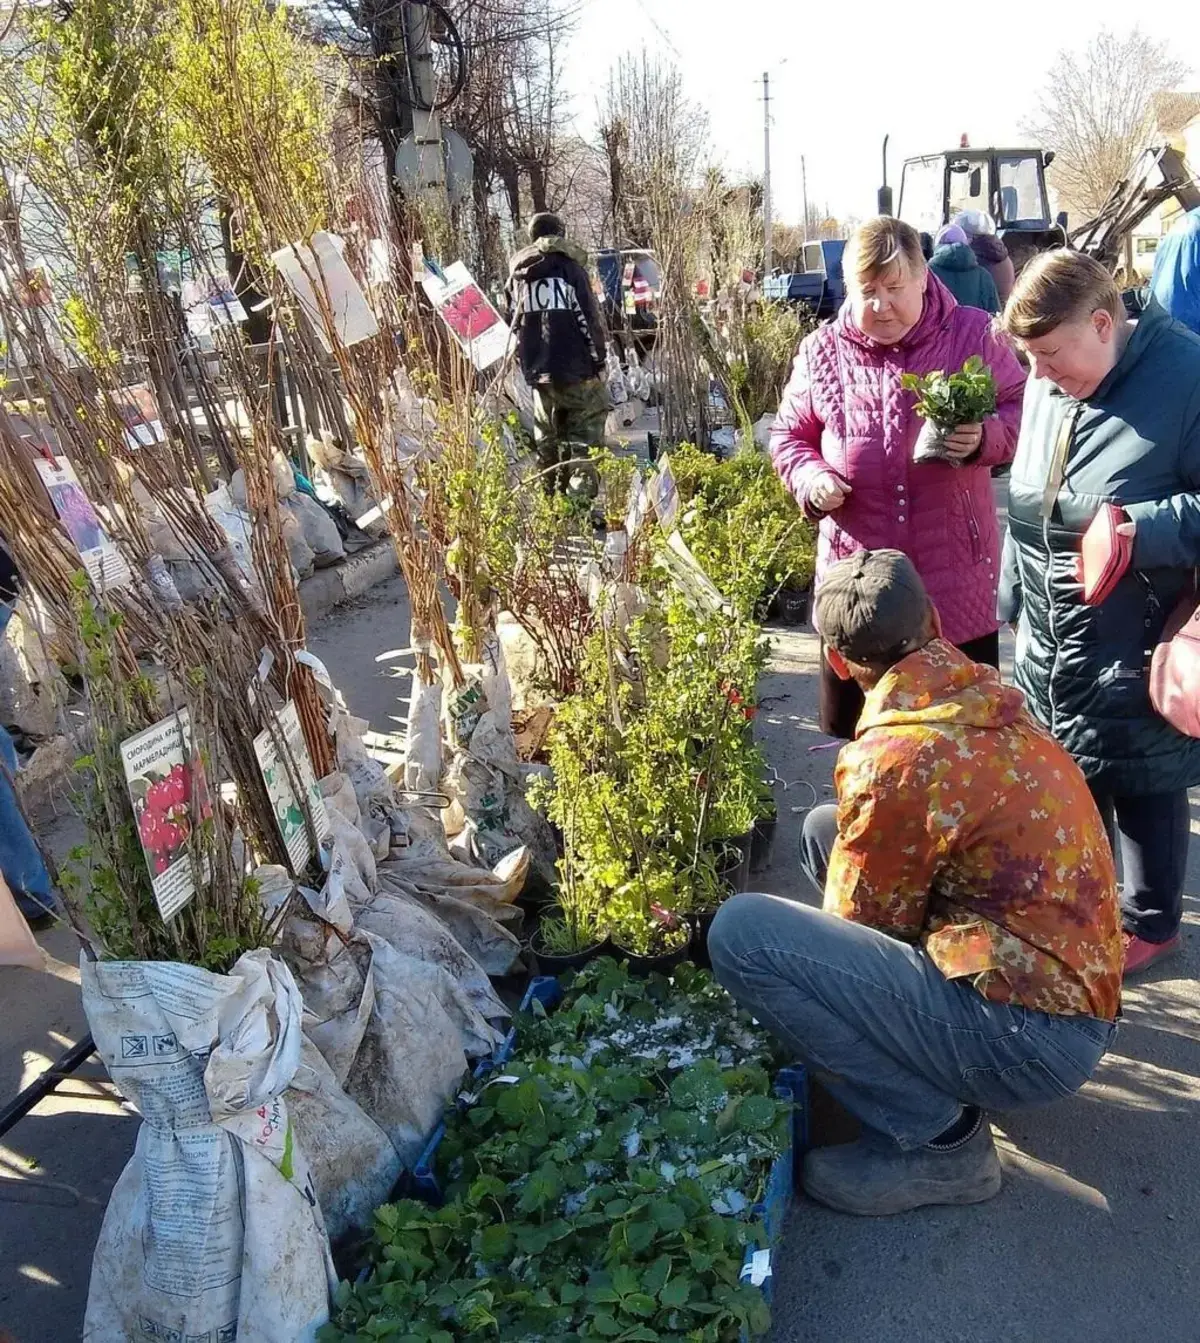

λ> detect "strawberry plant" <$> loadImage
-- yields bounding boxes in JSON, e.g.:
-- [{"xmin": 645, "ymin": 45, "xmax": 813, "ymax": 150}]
[{"xmin": 321, "ymin": 962, "xmax": 791, "ymax": 1342}]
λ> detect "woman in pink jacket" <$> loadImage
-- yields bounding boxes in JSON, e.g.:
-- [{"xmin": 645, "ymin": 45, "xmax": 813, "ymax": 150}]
[{"xmin": 771, "ymin": 216, "xmax": 1026, "ymax": 736}]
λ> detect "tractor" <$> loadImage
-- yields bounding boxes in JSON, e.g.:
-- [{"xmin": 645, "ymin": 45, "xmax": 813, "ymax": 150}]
[
  {"xmin": 883, "ymin": 139, "xmax": 1067, "ymax": 273},
  {"xmin": 882, "ymin": 137, "xmax": 1200, "ymax": 279}
]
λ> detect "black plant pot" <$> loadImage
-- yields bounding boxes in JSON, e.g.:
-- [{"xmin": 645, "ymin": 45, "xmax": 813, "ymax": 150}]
[
  {"xmin": 530, "ymin": 926, "xmax": 614, "ymax": 976},
  {"xmin": 689, "ymin": 907, "xmax": 720, "ymax": 970},
  {"xmin": 774, "ymin": 586, "xmax": 811, "ymax": 626},
  {"xmin": 750, "ymin": 813, "xmax": 778, "ymax": 876},
  {"xmin": 612, "ymin": 928, "xmax": 691, "ymax": 978},
  {"xmin": 710, "ymin": 831, "xmax": 753, "ymax": 893}
]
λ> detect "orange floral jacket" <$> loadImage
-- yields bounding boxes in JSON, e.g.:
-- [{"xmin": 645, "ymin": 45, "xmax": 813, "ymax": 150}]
[{"xmin": 826, "ymin": 640, "xmax": 1122, "ymax": 1020}]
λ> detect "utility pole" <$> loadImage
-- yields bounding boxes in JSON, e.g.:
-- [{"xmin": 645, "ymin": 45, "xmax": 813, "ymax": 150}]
[
  {"xmin": 403, "ymin": 0, "xmax": 446, "ymax": 196},
  {"xmin": 762, "ymin": 72, "xmax": 773, "ymax": 273},
  {"xmin": 801, "ymin": 154, "xmax": 809, "ymax": 244}
]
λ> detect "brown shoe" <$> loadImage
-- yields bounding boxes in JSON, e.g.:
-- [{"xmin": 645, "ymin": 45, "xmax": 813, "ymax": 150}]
[{"xmin": 802, "ymin": 1121, "xmax": 1002, "ymax": 1216}]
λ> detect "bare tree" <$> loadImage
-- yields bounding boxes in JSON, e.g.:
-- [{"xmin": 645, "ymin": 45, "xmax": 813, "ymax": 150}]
[
  {"xmin": 1023, "ymin": 28, "xmax": 1190, "ymax": 217},
  {"xmin": 600, "ymin": 54, "xmax": 710, "ymax": 443}
]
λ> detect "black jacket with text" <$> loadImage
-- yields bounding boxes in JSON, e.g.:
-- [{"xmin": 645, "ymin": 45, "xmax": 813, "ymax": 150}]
[{"xmin": 506, "ymin": 237, "xmax": 607, "ymax": 388}]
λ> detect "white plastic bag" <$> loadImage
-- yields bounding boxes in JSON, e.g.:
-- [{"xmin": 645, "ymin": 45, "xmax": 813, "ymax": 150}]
[{"xmin": 82, "ymin": 950, "xmax": 335, "ymax": 1342}]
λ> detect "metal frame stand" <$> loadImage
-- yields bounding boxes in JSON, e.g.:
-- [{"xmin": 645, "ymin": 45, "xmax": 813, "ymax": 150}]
[{"xmin": 0, "ymin": 1034, "xmax": 97, "ymax": 1139}]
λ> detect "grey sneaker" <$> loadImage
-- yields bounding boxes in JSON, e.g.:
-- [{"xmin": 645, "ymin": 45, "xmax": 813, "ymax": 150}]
[{"xmin": 802, "ymin": 1120, "xmax": 1002, "ymax": 1216}]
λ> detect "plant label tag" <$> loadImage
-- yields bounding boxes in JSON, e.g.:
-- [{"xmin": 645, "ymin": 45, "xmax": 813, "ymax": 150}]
[
  {"xmin": 254, "ymin": 701, "xmax": 331, "ymax": 875},
  {"xmin": 740, "ymin": 1249, "xmax": 772, "ymax": 1286}
]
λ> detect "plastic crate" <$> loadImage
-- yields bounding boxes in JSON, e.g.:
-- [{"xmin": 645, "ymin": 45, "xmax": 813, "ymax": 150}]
[
  {"xmin": 402, "ymin": 976, "xmax": 807, "ymax": 1338},
  {"xmin": 410, "ymin": 976, "xmax": 561, "ymax": 1204},
  {"xmin": 739, "ymin": 1062, "xmax": 808, "ymax": 1329}
]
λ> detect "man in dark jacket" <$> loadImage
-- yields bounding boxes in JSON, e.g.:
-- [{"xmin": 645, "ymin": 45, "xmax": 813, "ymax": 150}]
[
  {"xmin": 928, "ymin": 225, "xmax": 1000, "ymax": 314},
  {"xmin": 507, "ymin": 213, "xmax": 610, "ymax": 486}
]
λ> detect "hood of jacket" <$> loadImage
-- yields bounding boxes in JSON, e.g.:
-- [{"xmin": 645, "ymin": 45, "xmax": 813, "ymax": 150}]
[
  {"xmin": 508, "ymin": 235, "xmax": 590, "ymax": 281},
  {"xmin": 969, "ymin": 234, "xmax": 1008, "ymax": 266},
  {"xmin": 931, "ymin": 242, "xmax": 978, "ymax": 273},
  {"xmin": 859, "ymin": 639, "xmax": 1026, "ymax": 737},
  {"xmin": 835, "ymin": 269, "xmax": 960, "ymax": 354}
]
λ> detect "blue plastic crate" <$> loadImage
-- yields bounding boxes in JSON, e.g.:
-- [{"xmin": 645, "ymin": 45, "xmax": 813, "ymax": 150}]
[
  {"xmin": 399, "ymin": 974, "xmax": 807, "ymax": 1338},
  {"xmin": 411, "ymin": 976, "xmax": 561, "ymax": 1203},
  {"xmin": 739, "ymin": 1061, "xmax": 808, "ymax": 1332}
]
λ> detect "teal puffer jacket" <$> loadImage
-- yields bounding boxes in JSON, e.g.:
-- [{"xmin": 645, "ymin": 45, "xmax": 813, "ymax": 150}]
[
  {"xmin": 929, "ymin": 243, "xmax": 1000, "ymax": 314},
  {"xmin": 1000, "ymin": 300, "xmax": 1200, "ymax": 794}
]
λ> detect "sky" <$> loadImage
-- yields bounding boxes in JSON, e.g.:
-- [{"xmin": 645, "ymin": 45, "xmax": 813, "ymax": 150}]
[{"xmin": 560, "ymin": 1, "xmax": 1200, "ymax": 224}]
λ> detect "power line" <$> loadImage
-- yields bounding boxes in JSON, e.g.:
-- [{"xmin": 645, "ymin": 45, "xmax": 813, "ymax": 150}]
[{"xmin": 629, "ymin": 0, "xmax": 681, "ymax": 60}]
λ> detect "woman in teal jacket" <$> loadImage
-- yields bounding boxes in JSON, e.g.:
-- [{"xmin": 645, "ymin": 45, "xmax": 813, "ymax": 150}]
[
  {"xmin": 1000, "ymin": 250, "xmax": 1200, "ymax": 975},
  {"xmin": 928, "ymin": 225, "xmax": 1000, "ymax": 314}
]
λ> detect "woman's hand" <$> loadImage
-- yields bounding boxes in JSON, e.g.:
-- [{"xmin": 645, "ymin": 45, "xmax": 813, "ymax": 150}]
[
  {"xmin": 942, "ymin": 422, "xmax": 985, "ymax": 462},
  {"xmin": 809, "ymin": 470, "xmax": 852, "ymax": 513}
]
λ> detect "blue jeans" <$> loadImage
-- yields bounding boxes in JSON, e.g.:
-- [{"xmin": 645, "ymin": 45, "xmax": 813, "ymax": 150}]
[
  {"xmin": 0, "ymin": 722, "xmax": 54, "ymax": 917},
  {"xmin": 0, "ymin": 602, "xmax": 55, "ymax": 919},
  {"xmin": 707, "ymin": 805, "xmax": 1116, "ymax": 1149}
]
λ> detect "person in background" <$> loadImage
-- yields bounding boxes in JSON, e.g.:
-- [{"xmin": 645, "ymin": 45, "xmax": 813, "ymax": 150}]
[
  {"xmin": 0, "ymin": 540, "xmax": 57, "ymax": 930},
  {"xmin": 1001, "ymin": 249, "xmax": 1200, "ymax": 975},
  {"xmin": 919, "ymin": 231, "xmax": 934, "ymax": 262},
  {"xmin": 928, "ymin": 223, "xmax": 1000, "ymax": 314},
  {"xmin": 954, "ymin": 209, "xmax": 1016, "ymax": 307},
  {"xmin": 770, "ymin": 216, "xmax": 1025, "ymax": 738},
  {"xmin": 1149, "ymin": 206, "xmax": 1200, "ymax": 336},
  {"xmin": 708, "ymin": 550, "xmax": 1121, "ymax": 1216},
  {"xmin": 506, "ymin": 212, "xmax": 611, "ymax": 488}
]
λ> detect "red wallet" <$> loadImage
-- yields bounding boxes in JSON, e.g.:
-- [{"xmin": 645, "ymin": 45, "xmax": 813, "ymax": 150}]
[{"xmin": 1080, "ymin": 504, "xmax": 1133, "ymax": 606}]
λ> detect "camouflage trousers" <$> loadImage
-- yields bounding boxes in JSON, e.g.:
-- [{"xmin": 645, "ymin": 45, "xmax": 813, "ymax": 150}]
[{"xmin": 531, "ymin": 378, "xmax": 611, "ymax": 489}]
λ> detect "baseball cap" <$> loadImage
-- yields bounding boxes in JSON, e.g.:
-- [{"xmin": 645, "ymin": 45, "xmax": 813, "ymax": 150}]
[{"xmin": 815, "ymin": 550, "xmax": 932, "ymax": 665}]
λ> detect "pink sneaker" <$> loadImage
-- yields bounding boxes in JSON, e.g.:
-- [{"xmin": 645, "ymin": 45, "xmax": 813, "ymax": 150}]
[{"xmin": 1122, "ymin": 932, "xmax": 1181, "ymax": 978}]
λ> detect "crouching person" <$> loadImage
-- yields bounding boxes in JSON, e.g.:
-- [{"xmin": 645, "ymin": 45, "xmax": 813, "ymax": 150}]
[{"xmin": 709, "ymin": 550, "xmax": 1122, "ymax": 1216}]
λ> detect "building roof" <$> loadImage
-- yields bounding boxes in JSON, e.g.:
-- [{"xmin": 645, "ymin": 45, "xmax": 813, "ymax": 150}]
[{"xmin": 1153, "ymin": 91, "xmax": 1200, "ymax": 138}]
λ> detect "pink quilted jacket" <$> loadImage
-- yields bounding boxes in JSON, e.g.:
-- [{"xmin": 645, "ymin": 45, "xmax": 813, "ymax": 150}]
[{"xmin": 771, "ymin": 274, "xmax": 1026, "ymax": 645}]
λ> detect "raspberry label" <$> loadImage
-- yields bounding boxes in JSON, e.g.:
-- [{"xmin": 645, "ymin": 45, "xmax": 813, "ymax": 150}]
[{"xmin": 120, "ymin": 709, "xmax": 212, "ymax": 921}]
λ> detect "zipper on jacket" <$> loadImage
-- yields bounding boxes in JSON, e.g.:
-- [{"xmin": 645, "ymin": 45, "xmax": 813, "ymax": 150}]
[
  {"xmin": 963, "ymin": 490, "xmax": 984, "ymax": 563},
  {"xmin": 1042, "ymin": 514, "xmax": 1060, "ymax": 736}
]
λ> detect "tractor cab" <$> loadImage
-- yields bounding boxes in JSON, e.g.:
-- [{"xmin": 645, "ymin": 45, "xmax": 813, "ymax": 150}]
[{"xmin": 897, "ymin": 147, "xmax": 1066, "ymax": 268}]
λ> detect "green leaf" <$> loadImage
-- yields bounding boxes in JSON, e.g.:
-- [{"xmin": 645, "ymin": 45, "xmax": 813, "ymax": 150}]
[
  {"xmin": 468, "ymin": 1175, "xmax": 508, "ymax": 1205},
  {"xmin": 587, "ymin": 1286, "xmax": 621, "ymax": 1305},
  {"xmin": 560, "ymin": 1282, "xmax": 584, "ymax": 1305},
  {"xmin": 642, "ymin": 1255, "xmax": 673, "ymax": 1296},
  {"xmin": 623, "ymin": 1292, "xmax": 657, "ymax": 1318},
  {"xmin": 477, "ymin": 1223, "xmax": 512, "ymax": 1261},
  {"xmin": 650, "ymin": 1199, "xmax": 687, "ymax": 1233},
  {"xmin": 625, "ymin": 1219, "xmax": 656, "ymax": 1253},
  {"xmin": 612, "ymin": 1265, "xmax": 639, "ymax": 1297},
  {"xmin": 517, "ymin": 1161, "xmax": 561, "ymax": 1213},
  {"xmin": 736, "ymin": 1094, "xmax": 778, "ymax": 1133},
  {"xmin": 660, "ymin": 1275, "xmax": 693, "ymax": 1308},
  {"xmin": 591, "ymin": 1312, "xmax": 624, "ymax": 1336}
]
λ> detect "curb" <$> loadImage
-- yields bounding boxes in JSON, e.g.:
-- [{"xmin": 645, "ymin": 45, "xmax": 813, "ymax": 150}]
[{"xmin": 299, "ymin": 540, "xmax": 400, "ymax": 624}]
